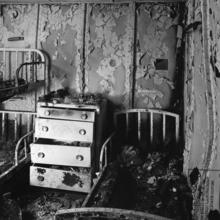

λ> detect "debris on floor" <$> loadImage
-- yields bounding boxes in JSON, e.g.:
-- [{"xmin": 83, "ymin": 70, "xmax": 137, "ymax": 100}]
[
  {"xmin": 18, "ymin": 190, "xmax": 84, "ymax": 220},
  {"xmin": 88, "ymin": 145, "xmax": 192, "ymax": 220},
  {"xmin": 0, "ymin": 141, "xmax": 16, "ymax": 175},
  {"xmin": 0, "ymin": 192, "xmax": 22, "ymax": 220},
  {"xmin": 120, "ymin": 146, "xmax": 192, "ymax": 219}
]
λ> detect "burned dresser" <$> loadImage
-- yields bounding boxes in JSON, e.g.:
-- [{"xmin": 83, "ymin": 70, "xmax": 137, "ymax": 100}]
[{"xmin": 30, "ymin": 91, "xmax": 107, "ymax": 193}]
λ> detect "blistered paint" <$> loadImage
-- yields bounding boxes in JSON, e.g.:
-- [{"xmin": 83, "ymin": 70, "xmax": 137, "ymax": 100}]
[
  {"xmin": 0, "ymin": 5, "xmax": 38, "ymax": 48},
  {"xmin": 135, "ymin": 3, "xmax": 178, "ymax": 109},
  {"xmin": 38, "ymin": 4, "xmax": 84, "ymax": 92},
  {"xmin": 0, "ymin": 5, "xmax": 38, "ymax": 79},
  {"xmin": 85, "ymin": 4, "xmax": 133, "ymax": 107}
]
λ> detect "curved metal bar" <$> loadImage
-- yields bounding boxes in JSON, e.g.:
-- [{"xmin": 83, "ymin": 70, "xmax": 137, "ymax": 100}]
[
  {"xmin": 114, "ymin": 108, "xmax": 180, "ymax": 119},
  {"xmin": 99, "ymin": 132, "xmax": 115, "ymax": 171},
  {"xmin": 55, "ymin": 207, "xmax": 172, "ymax": 220},
  {"xmin": 15, "ymin": 130, "xmax": 34, "ymax": 166},
  {"xmin": 114, "ymin": 108, "xmax": 180, "ymax": 143}
]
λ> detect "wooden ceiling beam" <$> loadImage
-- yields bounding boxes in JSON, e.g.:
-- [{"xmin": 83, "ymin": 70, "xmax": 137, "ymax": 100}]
[{"xmin": 0, "ymin": 0, "xmax": 186, "ymax": 5}]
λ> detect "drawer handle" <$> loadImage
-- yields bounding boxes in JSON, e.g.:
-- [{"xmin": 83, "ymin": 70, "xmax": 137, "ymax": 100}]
[
  {"xmin": 42, "ymin": 126, "xmax": 48, "ymax": 132},
  {"xmin": 79, "ymin": 129, "xmax": 86, "ymax": 135},
  {"xmin": 37, "ymin": 176, "xmax": 44, "ymax": 182},
  {"xmin": 81, "ymin": 113, "xmax": 88, "ymax": 120},
  {"xmin": 44, "ymin": 110, "xmax": 50, "ymax": 116},
  {"xmin": 38, "ymin": 152, "xmax": 45, "ymax": 158},
  {"xmin": 76, "ymin": 155, "xmax": 84, "ymax": 161}
]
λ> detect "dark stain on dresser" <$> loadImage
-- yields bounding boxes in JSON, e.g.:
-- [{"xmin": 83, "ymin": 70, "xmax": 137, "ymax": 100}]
[
  {"xmin": 37, "ymin": 168, "xmax": 46, "ymax": 174},
  {"xmin": 62, "ymin": 172, "xmax": 83, "ymax": 187}
]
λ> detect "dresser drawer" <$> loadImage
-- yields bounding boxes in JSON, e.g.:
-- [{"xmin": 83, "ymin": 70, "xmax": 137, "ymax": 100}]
[
  {"xmin": 35, "ymin": 118, "xmax": 94, "ymax": 142},
  {"xmin": 37, "ymin": 107, "xmax": 95, "ymax": 122},
  {"xmin": 30, "ymin": 166, "xmax": 91, "ymax": 193},
  {"xmin": 30, "ymin": 143, "xmax": 92, "ymax": 167}
]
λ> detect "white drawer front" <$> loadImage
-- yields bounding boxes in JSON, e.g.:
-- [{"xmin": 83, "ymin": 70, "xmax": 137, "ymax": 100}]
[
  {"xmin": 37, "ymin": 107, "xmax": 95, "ymax": 122},
  {"xmin": 30, "ymin": 143, "xmax": 91, "ymax": 167},
  {"xmin": 30, "ymin": 166, "xmax": 91, "ymax": 193},
  {"xmin": 35, "ymin": 118, "xmax": 94, "ymax": 142}
]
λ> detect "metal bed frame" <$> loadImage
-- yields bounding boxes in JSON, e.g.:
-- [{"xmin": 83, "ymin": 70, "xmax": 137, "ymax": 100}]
[
  {"xmin": 99, "ymin": 108, "xmax": 180, "ymax": 171},
  {"xmin": 0, "ymin": 48, "xmax": 48, "ymax": 183}
]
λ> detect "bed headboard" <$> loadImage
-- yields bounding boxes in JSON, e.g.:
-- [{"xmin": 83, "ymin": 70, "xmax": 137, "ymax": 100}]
[{"xmin": 114, "ymin": 109, "xmax": 180, "ymax": 152}]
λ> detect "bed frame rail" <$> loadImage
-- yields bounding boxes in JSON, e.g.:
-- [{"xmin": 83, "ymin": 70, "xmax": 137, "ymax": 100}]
[{"xmin": 100, "ymin": 109, "xmax": 180, "ymax": 171}]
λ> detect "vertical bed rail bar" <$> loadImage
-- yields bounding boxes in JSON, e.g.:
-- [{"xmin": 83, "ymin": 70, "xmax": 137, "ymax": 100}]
[
  {"xmin": 3, "ymin": 49, "xmax": 6, "ymax": 81},
  {"xmin": 15, "ymin": 51, "xmax": 18, "ymax": 76},
  {"xmin": 126, "ymin": 112, "xmax": 129, "ymax": 139},
  {"xmin": 27, "ymin": 114, "xmax": 31, "ymax": 133},
  {"xmin": 28, "ymin": 50, "xmax": 31, "ymax": 82},
  {"xmin": 150, "ymin": 111, "xmax": 153, "ymax": 143},
  {"xmin": 1, "ymin": 112, "xmax": 7, "ymax": 141},
  {"xmin": 138, "ymin": 111, "xmax": 141, "ymax": 142},
  {"xmin": 162, "ymin": 113, "xmax": 166, "ymax": 142},
  {"xmin": 8, "ymin": 51, "xmax": 11, "ymax": 80},
  {"xmin": 14, "ymin": 113, "xmax": 18, "ymax": 141},
  {"xmin": 175, "ymin": 115, "xmax": 180, "ymax": 143},
  {"xmin": 25, "ymin": 51, "xmax": 28, "ymax": 82},
  {"xmin": 21, "ymin": 51, "xmax": 24, "ymax": 79}
]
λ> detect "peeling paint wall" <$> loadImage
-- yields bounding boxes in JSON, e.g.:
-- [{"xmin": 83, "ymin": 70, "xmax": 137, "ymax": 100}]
[
  {"xmin": 209, "ymin": 0, "xmax": 220, "ymax": 171},
  {"xmin": 184, "ymin": 0, "xmax": 220, "ymax": 218},
  {"xmin": 85, "ymin": 4, "xmax": 133, "ymax": 106},
  {"xmin": 0, "ymin": 4, "xmax": 38, "ymax": 48},
  {"xmin": 38, "ymin": 4, "xmax": 84, "ymax": 92},
  {"xmin": 0, "ymin": 3, "xmax": 181, "ymax": 109},
  {"xmin": 183, "ymin": 0, "xmax": 208, "ymax": 172},
  {"xmin": 135, "ymin": 3, "xmax": 178, "ymax": 109}
]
